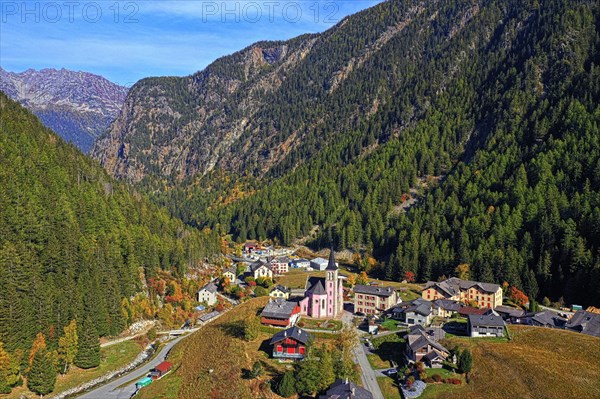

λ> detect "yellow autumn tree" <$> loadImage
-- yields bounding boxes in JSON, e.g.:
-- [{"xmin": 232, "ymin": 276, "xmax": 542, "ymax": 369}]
[
  {"xmin": 455, "ymin": 264, "xmax": 471, "ymax": 280},
  {"xmin": 58, "ymin": 320, "xmax": 78, "ymax": 374}
]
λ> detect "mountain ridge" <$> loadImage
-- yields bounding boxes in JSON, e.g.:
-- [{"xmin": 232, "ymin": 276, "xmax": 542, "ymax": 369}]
[{"xmin": 0, "ymin": 67, "xmax": 128, "ymax": 152}]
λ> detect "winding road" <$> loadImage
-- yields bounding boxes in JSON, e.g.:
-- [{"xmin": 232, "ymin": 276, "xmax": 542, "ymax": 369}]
[{"xmin": 78, "ymin": 331, "xmax": 195, "ymax": 399}]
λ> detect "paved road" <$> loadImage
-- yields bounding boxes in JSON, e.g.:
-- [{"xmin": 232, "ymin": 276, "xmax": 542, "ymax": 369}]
[
  {"xmin": 341, "ymin": 311, "xmax": 384, "ymax": 399},
  {"xmin": 78, "ymin": 332, "xmax": 194, "ymax": 399}
]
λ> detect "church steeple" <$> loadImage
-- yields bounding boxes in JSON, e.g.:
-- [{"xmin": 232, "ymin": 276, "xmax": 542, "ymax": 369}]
[{"xmin": 326, "ymin": 247, "xmax": 338, "ymax": 271}]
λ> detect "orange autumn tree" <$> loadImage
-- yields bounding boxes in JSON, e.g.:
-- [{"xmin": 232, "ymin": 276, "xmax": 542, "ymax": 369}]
[
  {"xmin": 509, "ymin": 286, "xmax": 529, "ymax": 307},
  {"xmin": 28, "ymin": 333, "xmax": 47, "ymax": 370},
  {"xmin": 403, "ymin": 271, "xmax": 415, "ymax": 283}
]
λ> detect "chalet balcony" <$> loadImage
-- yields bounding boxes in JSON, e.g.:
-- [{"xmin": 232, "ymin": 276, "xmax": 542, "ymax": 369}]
[{"xmin": 273, "ymin": 351, "xmax": 305, "ymax": 359}]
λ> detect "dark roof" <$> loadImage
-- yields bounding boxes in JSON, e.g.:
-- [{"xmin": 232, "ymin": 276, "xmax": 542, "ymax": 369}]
[
  {"xmin": 326, "ymin": 248, "xmax": 338, "ymax": 271},
  {"xmin": 354, "ymin": 284, "xmax": 395, "ymax": 297},
  {"xmin": 425, "ymin": 277, "xmax": 501, "ymax": 296},
  {"xmin": 200, "ymin": 282, "xmax": 218, "ymax": 294},
  {"xmin": 261, "ymin": 298, "xmax": 298, "ymax": 319},
  {"xmin": 270, "ymin": 325, "xmax": 313, "ymax": 345},
  {"xmin": 566, "ymin": 310, "xmax": 600, "ymax": 338},
  {"xmin": 319, "ymin": 379, "xmax": 373, "ymax": 399},
  {"xmin": 306, "ymin": 276, "xmax": 327, "ymax": 295},
  {"xmin": 494, "ymin": 305, "xmax": 525, "ymax": 318},
  {"xmin": 530, "ymin": 311, "xmax": 567, "ymax": 328},
  {"xmin": 433, "ymin": 299, "xmax": 462, "ymax": 312},
  {"xmin": 468, "ymin": 314, "xmax": 506, "ymax": 328},
  {"xmin": 406, "ymin": 328, "xmax": 449, "ymax": 354},
  {"xmin": 223, "ymin": 266, "xmax": 237, "ymax": 275},
  {"xmin": 270, "ymin": 285, "xmax": 291, "ymax": 294},
  {"xmin": 199, "ymin": 311, "xmax": 220, "ymax": 322},
  {"xmin": 392, "ymin": 298, "xmax": 432, "ymax": 316},
  {"xmin": 250, "ymin": 260, "xmax": 272, "ymax": 272}
]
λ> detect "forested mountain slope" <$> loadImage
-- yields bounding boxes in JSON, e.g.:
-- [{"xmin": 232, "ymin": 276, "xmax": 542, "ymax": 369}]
[
  {"xmin": 0, "ymin": 67, "xmax": 127, "ymax": 153},
  {"xmin": 97, "ymin": 0, "xmax": 599, "ymax": 306},
  {"xmin": 0, "ymin": 93, "xmax": 220, "ymax": 358}
]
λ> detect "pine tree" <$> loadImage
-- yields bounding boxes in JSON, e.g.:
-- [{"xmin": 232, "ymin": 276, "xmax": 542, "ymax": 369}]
[
  {"xmin": 74, "ymin": 316, "xmax": 100, "ymax": 369},
  {"xmin": 27, "ymin": 349, "xmax": 56, "ymax": 396},
  {"xmin": 458, "ymin": 348, "xmax": 473, "ymax": 375},
  {"xmin": 277, "ymin": 371, "xmax": 296, "ymax": 398},
  {"xmin": 318, "ymin": 346, "xmax": 335, "ymax": 391}
]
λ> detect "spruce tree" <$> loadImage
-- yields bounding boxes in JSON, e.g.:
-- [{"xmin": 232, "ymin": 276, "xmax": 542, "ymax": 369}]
[
  {"xmin": 277, "ymin": 371, "xmax": 297, "ymax": 398},
  {"xmin": 75, "ymin": 316, "xmax": 100, "ymax": 369},
  {"xmin": 27, "ymin": 349, "xmax": 56, "ymax": 396}
]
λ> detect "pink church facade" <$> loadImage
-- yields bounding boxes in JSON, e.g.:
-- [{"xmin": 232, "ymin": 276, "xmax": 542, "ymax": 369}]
[{"xmin": 299, "ymin": 250, "xmax": 343, "ymax": 318}]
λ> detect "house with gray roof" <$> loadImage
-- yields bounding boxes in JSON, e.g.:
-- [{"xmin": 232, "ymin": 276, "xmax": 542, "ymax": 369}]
[
  {"xmin": 197, "ymin": 282, "xmax": 218, "ymax": 306},
  {"xmin": 467, "ymin": 314, "xmax": 506, "ymax": 337},
  {"xmin": 270, "ymin": 325, "xmax": 313, "ymax": 360},
  {"xmin": 493, "ymin": 305, "xmax": 525, "ymax": 323},
  {"xmin": 319, "ymin": 379, "xmax": 373, "ymax": 399},
  {"xmin": 432, "ymin": 299, "xmax": 462, "ymax": 318},
  {"xmin": 270, "ymin": 285, "xmax": 291, "ymax": 300},
  {"xmin": 261, "ymin": 298, "xmax": 301, "ymax": 327},
  {"xmin": 251, "ymin": 260, "xmax": 273, "ymax": 279},
  {"xmin": 353, "ymin": 284, "xmax": 398, "ymax": 315},
  {"xmin": 404, "ymin": 325, "xmax": 450, "ymax": 368},
  {"xmin": 423, "ymin": 277, "xmax": 503, "ymax": 308},
  {"xmin": 566, "ymin": 310, "xmax": 600, "ymax": 338},
  {"xmin": 391, "ymin": 298, "xmax": 433, "ymax": 326},
  {"xmin": 522, "ymin": 310, "xmax": 567, "ymax": 329}
]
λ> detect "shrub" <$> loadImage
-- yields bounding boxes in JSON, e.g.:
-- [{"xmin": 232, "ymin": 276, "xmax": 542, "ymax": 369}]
[
  {"xmin": 424, "ymin": 377, "xmax": 434, "ymax": 383},
  {"xmin": 432, "ymin": 374, "xmax": 442, "ymax": 382},
  {"xmin": 297, "ymin": 321, "xmax": 305, "ymax": 328},
  {"xmin": 254, "ymin": 286, "xmax": 268, "ymax": 297},
  {"xmin": 419, "ymin": 372, "xmax": 427, "ymax": 380},
  {"xmin": 406, "ymin": 375, "xmax": 415, "ymax": 388}
]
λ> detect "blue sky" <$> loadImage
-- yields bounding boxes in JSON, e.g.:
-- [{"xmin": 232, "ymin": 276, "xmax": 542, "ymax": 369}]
[{"xmin": 1, "ymin": 1, "xmax": 382, "ymax": 86}]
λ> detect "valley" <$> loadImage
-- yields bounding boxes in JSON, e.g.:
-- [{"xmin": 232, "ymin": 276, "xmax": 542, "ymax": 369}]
[{"xmin": 0, "ymin": 0, "xmax": 599, "ymax": 398}]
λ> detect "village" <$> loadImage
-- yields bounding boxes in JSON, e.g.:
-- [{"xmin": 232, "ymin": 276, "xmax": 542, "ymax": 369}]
[{"xmin": 183, "ymin": 241, "xmax": 600, "ymax": 399}]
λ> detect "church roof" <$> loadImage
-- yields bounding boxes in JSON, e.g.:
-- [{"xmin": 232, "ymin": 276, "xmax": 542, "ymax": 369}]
[
  {"xmin": 326, "ymin": 248, "xmax": 338, "ymax": 271},
  {"xmin": 306, "ymin": 276, "xmax": 327, "ymax": 295}
]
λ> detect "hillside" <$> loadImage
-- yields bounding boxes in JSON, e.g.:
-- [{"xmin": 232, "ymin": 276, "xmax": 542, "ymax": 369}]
[
  {"xmin": 0, "ymin": 92, "xmax": 220, "ymax": 366},
  {"xmin": 0, "ymin": 67, "xmax": 127, "ymax": 152},
  {"xmin": 432, "ymin": 326, "xmax": 600, "ymax": 399},
  {"xmin": 94, "ymin": 0, "xmax": 600, "ymax": 306}
]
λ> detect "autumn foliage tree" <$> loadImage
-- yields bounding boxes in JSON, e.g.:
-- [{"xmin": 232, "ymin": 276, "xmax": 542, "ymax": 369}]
[
  {"xmin": 58, "ymin": 320, "xmax": 78, "ymax": 374},
  {"xmin": 509, "ymin": 286, "xmax": 529, "ymax": 307},
  {"xmin": 403, "ymin": 271, "xmax": 415, "ymax": 283}
]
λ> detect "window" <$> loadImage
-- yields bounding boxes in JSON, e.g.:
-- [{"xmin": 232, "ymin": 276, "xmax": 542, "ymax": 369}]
[
  {"xmin": 322, "ymin": 299, "xmax": 325, "ymax": 309},
  {"xmin": 299, "ymin": 347, "xmax": 305, "ymax": 355},
  {"xmin": 276, "ymin": 345, "xmax": 282, "ymax": 352}
]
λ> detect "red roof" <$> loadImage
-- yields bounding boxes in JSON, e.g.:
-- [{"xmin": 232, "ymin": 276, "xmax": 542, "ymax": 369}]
[
  {"xmin": 155, "ymin": 361, "xmax": 173, "ymax": 373},
  {"xmin": 458, "ymin": 306, "xmax": 489, "ymax": 316}
]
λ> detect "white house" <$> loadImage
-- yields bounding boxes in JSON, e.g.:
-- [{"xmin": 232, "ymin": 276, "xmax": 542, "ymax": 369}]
[
  {"xmin": 251, "ymin": 261, "xmax": 274, "ymax": 279},
  {"xmin": 197, "ymin": 282, "xmax": 218, "ymax": 306}
]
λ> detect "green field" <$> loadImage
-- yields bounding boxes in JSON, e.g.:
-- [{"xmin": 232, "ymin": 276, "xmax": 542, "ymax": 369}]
[{"xmin": 7, "ymin": 340, "xmax": 143, "ymax": 399}]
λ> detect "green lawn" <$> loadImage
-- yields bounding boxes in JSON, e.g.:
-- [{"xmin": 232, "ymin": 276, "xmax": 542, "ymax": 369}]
[
  {"xmin": 297, "ymin": 317, "xmax": 342, "ymax": 331},
  {"xmin": 368, "ymin": 333, "xmax": 405, "ymax": 369},
  {"xmin": 377, "ymin": 376, "xmax": 402, "ymax": 399},
  {"xmin": 8, "ymin": 340, "xmax": 143, "ymax": 399},
  {"xmin": 379, "ymin": 319, "xmax": 401, "ymax": 331}
]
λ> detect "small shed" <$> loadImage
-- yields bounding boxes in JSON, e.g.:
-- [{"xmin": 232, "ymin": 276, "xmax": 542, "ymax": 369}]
[{"xmin": 150, "ymin": 361, "xmax": 173, "ymax": 379}]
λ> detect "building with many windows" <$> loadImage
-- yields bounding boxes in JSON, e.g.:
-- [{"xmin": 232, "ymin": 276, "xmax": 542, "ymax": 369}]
[
  {"xmin": 422, "ymin": 277, "xmax": 502, "ymax": 308},
  {"xmin": 353, "ymin": 284, "xmax": 398, "ymax": 315}
]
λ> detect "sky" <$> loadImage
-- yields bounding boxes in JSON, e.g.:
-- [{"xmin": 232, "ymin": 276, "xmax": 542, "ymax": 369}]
[{"xmin": 1, "ymin": 0, "xmax": 382, "ymax": 86}]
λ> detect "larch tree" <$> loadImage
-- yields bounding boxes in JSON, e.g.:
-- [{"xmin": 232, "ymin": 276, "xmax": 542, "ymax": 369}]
[{"xmin": 58, "ymin": 320, "xmax": 78, "ymax": 374}]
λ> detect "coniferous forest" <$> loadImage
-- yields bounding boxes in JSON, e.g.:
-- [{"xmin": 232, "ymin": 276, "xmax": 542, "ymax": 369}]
[
  {"xmin": 141, "ymin": 0, "xmax": 600, "ymax": 307},
  {"xmin": 0, "ymin": 93, "xmax": 220, "ymax": 381}
]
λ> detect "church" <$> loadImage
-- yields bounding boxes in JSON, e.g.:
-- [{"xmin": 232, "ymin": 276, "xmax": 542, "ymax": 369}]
[{"xmin": 298, "ymin": 249, "xmax": 344, "ymax": 318}]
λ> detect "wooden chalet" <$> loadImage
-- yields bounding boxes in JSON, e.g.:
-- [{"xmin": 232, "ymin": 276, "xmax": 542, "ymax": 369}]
[{"xmin": 270, "ymin": 326, "xmax": 313, "ymax": 360}]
